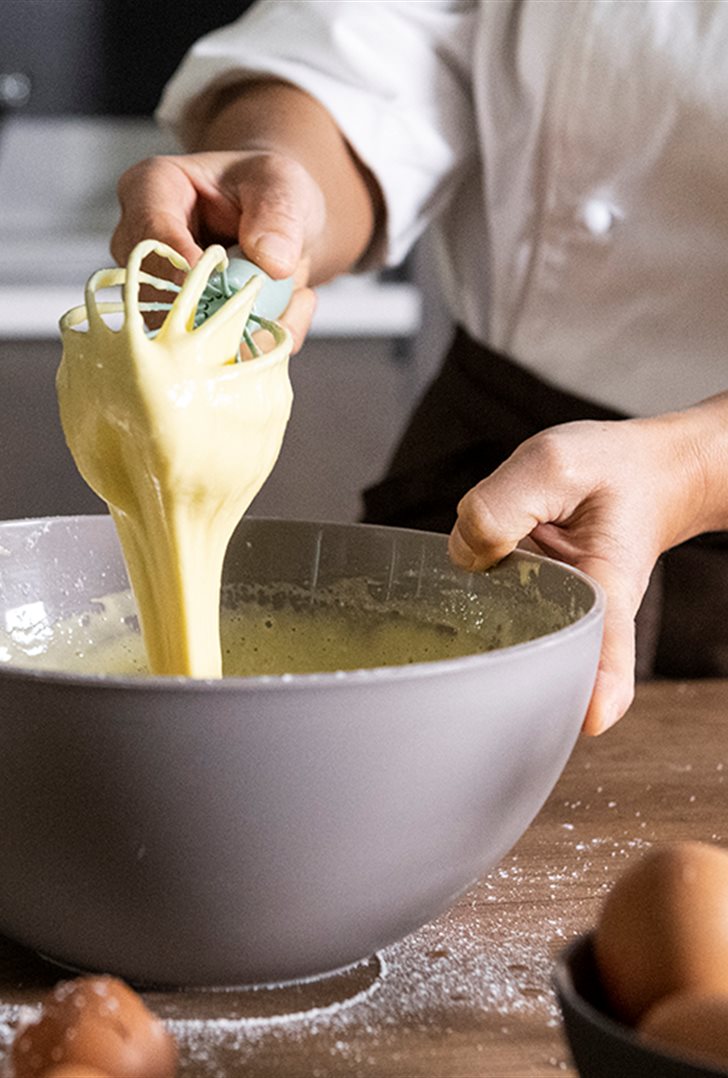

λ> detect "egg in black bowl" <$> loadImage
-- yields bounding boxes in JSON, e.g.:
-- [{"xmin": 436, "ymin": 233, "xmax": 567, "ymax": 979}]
[{"xmin": 554, "ymin": 933, "xmax": 728, "ymax": 1078}]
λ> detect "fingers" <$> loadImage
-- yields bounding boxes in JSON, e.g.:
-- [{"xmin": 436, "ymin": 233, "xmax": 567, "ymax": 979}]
[
  {"xmin": 279, "ymin": 286, "xmax": 317, "ymax": 354},
  {"xmin": 576, "ymin": 557, "xmax": 640, "ymax": 736},
  {"xmin": 112, "ymin": 157, "xmax": 204, "ymax": 268},
  {"xmin": 111, "ymin": 152, "xmax": 322, "ymax": 353},
  {"xmin": 584, "ymin": 662, "xmax": 636, "ymax": 737},
  {"xmin": 112, "ymin": 152, "xmax": 324, "ymax": 287}
]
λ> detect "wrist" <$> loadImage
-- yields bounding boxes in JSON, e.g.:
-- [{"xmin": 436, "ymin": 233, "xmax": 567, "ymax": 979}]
[{"xmin": 648, "ymin": 393, "xmax": 728, "ymax": 546}]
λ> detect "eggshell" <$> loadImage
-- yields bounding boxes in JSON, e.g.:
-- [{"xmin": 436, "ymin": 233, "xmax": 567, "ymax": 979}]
[
  {"xmin": 11, "ymin": 974, "xmax": 177, "ymax": 1078},
  {"xmin": 593, "ymin": 841, "xmax": 728, "ymax": 1023},
  {"xmin": 640, "ymin": 991, "xmax": 728, "ymax": 1070}
]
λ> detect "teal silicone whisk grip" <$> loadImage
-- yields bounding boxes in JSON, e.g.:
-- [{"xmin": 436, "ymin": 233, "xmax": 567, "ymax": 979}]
[{"xmin": 194, "ymin": 246, "xmax": 294, "ymax": 328}]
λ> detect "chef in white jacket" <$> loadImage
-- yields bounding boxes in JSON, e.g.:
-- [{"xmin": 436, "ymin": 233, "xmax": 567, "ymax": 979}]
[{"xmin": 112, "ymin": 0, "xmax": 728, "ymax": 735}]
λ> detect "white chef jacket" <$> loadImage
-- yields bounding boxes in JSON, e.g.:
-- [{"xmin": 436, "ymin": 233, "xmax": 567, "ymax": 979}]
[{"xmin": 157, "ymin": 0, "xmax": 728, "ymax": 417}]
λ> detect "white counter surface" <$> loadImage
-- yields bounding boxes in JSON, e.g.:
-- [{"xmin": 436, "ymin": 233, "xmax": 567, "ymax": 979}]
[{"xmin": 0, "ymin": 276, "xmax": 420, "ymax": 340}]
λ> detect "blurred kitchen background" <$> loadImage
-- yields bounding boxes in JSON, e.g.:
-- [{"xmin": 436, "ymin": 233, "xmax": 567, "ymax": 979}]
[{"xmin": 0, "ymin": 0, "xmax": 450, "ymax": 523}]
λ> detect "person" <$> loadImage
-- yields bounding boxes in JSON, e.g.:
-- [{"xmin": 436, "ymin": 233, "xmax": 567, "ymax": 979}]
[{"xmin": 111, "ymin": 0, "xmax": 728, "ymax": 737}]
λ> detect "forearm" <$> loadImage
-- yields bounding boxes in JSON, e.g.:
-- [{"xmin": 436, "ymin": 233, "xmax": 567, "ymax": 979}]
[{"xmin": 182, "ymin": 79, "xmax": 382, "ymax": 283}]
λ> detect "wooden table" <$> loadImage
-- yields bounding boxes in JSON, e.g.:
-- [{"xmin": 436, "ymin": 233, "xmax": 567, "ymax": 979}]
[{"xmin": 1, "ymin": 680, "xmax": 727, "ymax": 1077}]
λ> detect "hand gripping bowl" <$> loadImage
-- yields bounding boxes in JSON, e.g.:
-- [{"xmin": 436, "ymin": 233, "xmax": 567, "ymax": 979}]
[{"xmin": 0, "ymin": 516, "xmax": 604, "ymax": 987}]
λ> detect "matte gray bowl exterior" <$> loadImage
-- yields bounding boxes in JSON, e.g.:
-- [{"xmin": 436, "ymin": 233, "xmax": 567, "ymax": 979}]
[{"xmin": 0, "ymin": 516, "xmax": 604, "ymax": 986}]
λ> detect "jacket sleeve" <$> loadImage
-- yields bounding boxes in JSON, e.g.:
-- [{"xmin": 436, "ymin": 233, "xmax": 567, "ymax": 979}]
[{"xmin": 156, "ymin": 0, "xmax": 478, "ymax": 267}]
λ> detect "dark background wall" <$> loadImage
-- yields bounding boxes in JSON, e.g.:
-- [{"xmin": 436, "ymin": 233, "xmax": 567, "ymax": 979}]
[{"xmin": 1, "ymin": 0, "xmax": 251, "ymax": 116}]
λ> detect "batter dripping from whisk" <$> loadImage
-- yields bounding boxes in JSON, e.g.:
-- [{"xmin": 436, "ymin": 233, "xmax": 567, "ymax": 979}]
[{"xmin": 57, "ymin": 239, "xmax": 293, "ymax": 678}]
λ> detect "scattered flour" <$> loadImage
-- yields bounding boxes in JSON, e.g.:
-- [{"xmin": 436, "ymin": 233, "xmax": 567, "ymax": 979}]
[
  {"xmin": 161, "ymin": 915, "xmax": 564, "ymax": 1074},
  {"xmin": 0, "ymin": 879, "xmax": 570, "ymax": 1077},
  {"xmin": 0, "ymin": 829, "xmax": 659, "ymax": 1076}
]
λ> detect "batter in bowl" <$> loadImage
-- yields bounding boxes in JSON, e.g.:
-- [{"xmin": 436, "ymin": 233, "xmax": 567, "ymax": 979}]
[{"xmin": 57, "ymin": 240, "xmax": 293, "ymax": 678}]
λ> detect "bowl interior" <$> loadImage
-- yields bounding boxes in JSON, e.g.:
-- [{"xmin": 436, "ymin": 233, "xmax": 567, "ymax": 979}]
[{"xmin": 0, "ymin": 515, "xmax": 602, "ymax": 679}]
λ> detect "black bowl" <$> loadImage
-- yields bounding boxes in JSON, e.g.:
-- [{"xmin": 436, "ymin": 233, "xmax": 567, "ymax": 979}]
[{"xmin": 554, "ymin": 933, "xmax": 728, "ymax": 1078}]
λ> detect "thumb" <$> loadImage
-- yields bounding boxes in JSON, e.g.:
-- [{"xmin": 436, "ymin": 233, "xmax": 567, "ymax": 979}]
[
  {"xmin": 448, "ymin": 450, "xmax": 554, "ymax": 571},
  {"xmin": 233, "ymin": 153, "xmax": 324, "ymax": 279}
]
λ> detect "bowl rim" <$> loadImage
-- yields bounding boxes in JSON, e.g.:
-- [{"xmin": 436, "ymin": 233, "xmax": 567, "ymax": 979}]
[
  {"xmin": 0, "ymin": 514, "xmax": 606, "ymax": 693},
  {"xmin": 553, "ymin": 932, "xmax": 728, "ymax": 1078}
]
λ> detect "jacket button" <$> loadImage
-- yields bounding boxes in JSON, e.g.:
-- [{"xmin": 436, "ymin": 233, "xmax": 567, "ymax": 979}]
[{"xmin": 580, "ymin": 198, "xmax": 617, "ymax": 236}]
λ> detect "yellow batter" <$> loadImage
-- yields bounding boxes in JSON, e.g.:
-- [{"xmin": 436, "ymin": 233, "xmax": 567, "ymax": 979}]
[
  {"xmin": 57, "ymin": 240, "xmax": 293, "ymax": 678},
  {"xmin": 0, "ymin": 572, "xmax": 576, "ymax": 678},
  {"xmin": 1, "ymin": 588, "xmax": 496, "ymax": 677}
]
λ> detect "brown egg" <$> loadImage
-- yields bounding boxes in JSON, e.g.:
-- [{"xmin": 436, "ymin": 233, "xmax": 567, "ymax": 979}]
[
  {"xmin": 593, "ymin": 841, "xmax": 728, "ymax": 1023},
  {"xmin": 640, "ymin": 991, "xmax": 728, "ymax": 1070},
  {"xmin": 11, "ymin": 974, "xmax": 177, "ymax": 1078}
]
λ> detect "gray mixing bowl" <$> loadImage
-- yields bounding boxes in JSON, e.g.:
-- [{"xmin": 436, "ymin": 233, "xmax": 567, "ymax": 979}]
[{"xmin": 0, "ymin": 516, "xmax": 604, "ymax": 987}]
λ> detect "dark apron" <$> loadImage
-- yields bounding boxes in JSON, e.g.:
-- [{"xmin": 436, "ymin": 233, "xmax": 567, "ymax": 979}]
[{"xmin": 363, "ymin": 327, "xmax": 728, "ymax": 681}]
